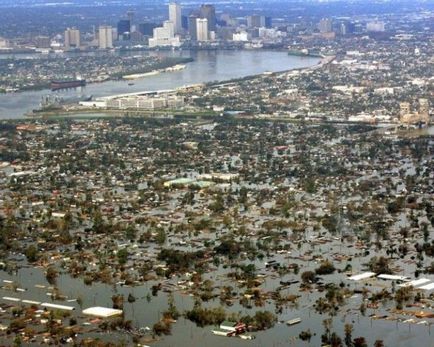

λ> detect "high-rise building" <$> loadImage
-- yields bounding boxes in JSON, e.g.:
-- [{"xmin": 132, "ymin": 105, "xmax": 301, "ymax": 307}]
[
  {"xmin": 200, "ymin": 4, "xmax": 216, "ymax": 32},
  {"xmin": 196, "ymin": 18, "xmax": 209, "ymax": 41},
  {"xmin": 247, "ymin": 15, "xmax": 266, "ymax": 28},
  {"xmin": 64, "ymin": 28, "xmax": 80, "ymax": 49},
  {"xmin": 99, "ymin": 25, "xmax": 113, "ymax": 49},
  {"xmin": 138, "ymin": 22, "xmax": 158, "ymax": 36},
  {"xmin": 117, "ymin": 19, "xmax": 131, "ymax": 37},
  {"xmin": 264, "ymin": 16, "xmax": 272, "ymax": 29},
  {"xmin": 339, "ymin": 21, "xmax": 355, "ymax": 36},
  {"xmin": 319, "ymin": 18, "xmax": 333, "ymax": 33},
  {"xmin": 188, "ymin": 15, "xmax": 198, "ymax": 41},
  {"xmin": 148, "ymin": 21, "xmax": 181, "ymax": 47},
  {"xmin": 181, "ymin": 15, "xmax": 189, "ymax": 31},
  {"xmin": 169, "ymin": 2, "xmax": 182, "ymax": 34}
]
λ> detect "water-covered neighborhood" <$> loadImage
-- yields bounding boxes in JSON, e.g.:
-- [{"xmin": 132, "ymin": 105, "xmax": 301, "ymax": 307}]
[
  {"xmin": 0, "ymin": 116, "xmax": 433, "ymax": 346},
  {"xmin": 0, "ymin": 0, "xmax": 433, "ymax": 346}
]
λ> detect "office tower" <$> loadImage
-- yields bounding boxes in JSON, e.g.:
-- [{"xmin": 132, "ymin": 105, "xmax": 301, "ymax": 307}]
[
  {"xmin": 99, "ymin": 25, "xmax": 113, "ymax": 49},
  {"xmin": 138, "ymin": 22, "xmax": 158, "ymax": 36},
  {"xmin": 188, "ymin": 15, "xmax": 198, "ymax": 41},
  {"xmin": 148, "ymin": 21, "xmax": 180, "ymax": 47},
  {"xmin": 127, "ymin": 10, "xmax": 134, "ymax": 26},
  {"xmin": 247, "ymin": 15, "xmax": 265, "ymax": 28},
  {"xmin": 181, "ymin": 15, "xmax": 188, "ymax": 30},
  {"xmin": 169, "ymin": 2, "xmax": 182, "ymax": 34},
  {"xmin": 117, "ymin": 19, "xmax": 131, "ymax": 37},
  {"xmin": 64, "ymin": 28, "xmax": 80, "ymax": 49},
  {"xmin": 200, "ymin": 4, "xmax": 216, "ymax": 32},
  {"xmin": 339, "ymin": 21, "xmax": 355, "ymax": 36},
  {"xmin": 319, "ymin": 18, "xmax": 333, "ymax": 33},
  {"xmin": 265, "ymin": 16, "xmax": 272, "ymax": 29},
  {"xmin": 196, "ymin": 18, "xmax": 208, "ymax": 41}
]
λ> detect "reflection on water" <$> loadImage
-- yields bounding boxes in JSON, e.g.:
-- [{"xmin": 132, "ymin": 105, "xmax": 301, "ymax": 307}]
[{"xmin": 0, "ymin": 50, "xmax": 319, "ymax": 119}]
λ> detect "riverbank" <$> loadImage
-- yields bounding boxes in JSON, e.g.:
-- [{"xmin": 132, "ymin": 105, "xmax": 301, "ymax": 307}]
[
  {"xmin": 0, "ymin": 56, "xmax": 193, "ymax": 95},
  {"xmin": 0, "ymin": 50, "xmax": 320, "ymax": 119}
]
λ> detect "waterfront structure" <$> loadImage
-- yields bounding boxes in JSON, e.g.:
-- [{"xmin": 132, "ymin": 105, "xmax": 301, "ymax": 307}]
[
  {"xmin": 64, "ymin": 27, "xmax": 80, "ymax": 49},
  {"xmin": 200, "ymin": 4, "xmax": 216, "ymax": 32},
  {"xmin": 0, "ymin": 37, "xmax": 9, "ymax": 48},
  {"xmin": 148, "ymin": 21, "xmax": 181, "ymax": 47},
  {"xmin": 196, "ymin": 18, "xmax": 209, "ymax": 42},
  {"xmin": 98, "ymin": 25, "xmax": 113, "ymax": 49},
  {"xmin": 169, "ymin": 2, "xmax": 182, "ymax": 34},
  {"xmin": 82, "ymin": 90, "xmax": 185, "ymax": 110},
  {"xmin": 232, "ymin": 31, "xmax": 249, "ymax": 41}
]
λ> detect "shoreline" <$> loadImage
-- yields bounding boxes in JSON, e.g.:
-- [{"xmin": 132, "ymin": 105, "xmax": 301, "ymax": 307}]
[
  {"xmin": 0, "ymin": 57, "xmax": 193, "ymax": 95},
  {"xmin": 27, "ymin": 54, "xmax": 332, "ymax": 119}
]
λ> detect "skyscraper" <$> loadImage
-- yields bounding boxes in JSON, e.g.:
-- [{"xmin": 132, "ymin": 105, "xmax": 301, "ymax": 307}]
[
  {"xmin": 200, "ymin": 4, "xmax": 216, "ymax": 32},
  {"xmin": 188, "ymin": 15, "xmax": 198, "ymax": 41},
  {"xmin": 99, "ymin": 26, "xmax": 113, "ymax": 49},
  {"xmin": 138, "ymin": 22, "xmax": 158, "ymax": 36},
  {"xmin": 196, "ymin": 18, "xmax": 208, "ymax": 41},
  {"xmin": 117, "ymin": 19, "xmax": 131, "ymax": 37},
  {"xmin": 169, "ymin": 2, "xmax": 182, "ymax": 34},
  {"xmin": 64, "ymin": 28, "xmax": 80, "ymax": 49}
]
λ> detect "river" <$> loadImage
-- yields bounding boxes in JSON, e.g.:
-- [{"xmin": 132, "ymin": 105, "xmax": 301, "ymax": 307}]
[{"xmin": 0, "ymin": 49, "xmax": 320, "ymax": 119}]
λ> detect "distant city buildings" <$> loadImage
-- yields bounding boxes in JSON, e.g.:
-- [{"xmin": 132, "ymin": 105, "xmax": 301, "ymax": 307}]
[
  {"xmin": 98, "ymin": 25, "xmax": 113, "ymax": 49},
  {"xmin": 400, "ymin": 99, "xmax": 431, "ymax": 125},
  {"xmin": 148, "ymin": 21, "xmax": 180, "ymax": 47},
  {"xmin": 246, "ymin": 15, "xmax": 271, "ymax": 29},
  {"xmin": 0, "ymin": 37, "xmax": 10, "ymax": 48},
  {"xmin": 318, "ymin": 18, "xmax": 333, "ymax": 33},
  {"xmin": 188, "ymin": 14, "xmax": 199, "ymax": 41},
  {"xmin": 196, "ymin": 18, "xmax": 209, "ymax": 42},
  {"xmin": 169, "ymin": 2, "xmax": 182, "ymax": 34},
  {"xmin": 64, "ymin": 27, "xmax": 80, "ymax": 49},
  {"xmin": 200, "ymin": 4, "xmax": 216, "ymax": 32},
  {"xmin": 367, "ymin": 21, "xmax": 386, "ymax": 32},
  {"xmin": 117, "ymin": 19, "xmax": 131, "ymax": 40}
]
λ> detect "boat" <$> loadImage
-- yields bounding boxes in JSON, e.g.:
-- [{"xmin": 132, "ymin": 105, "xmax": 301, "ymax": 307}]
[
  {"xmin": 50, "ymin": 79, "xmax": 86, "ymax": 90},
  {"xmin": 286, "ymin": 317, "xmax": 302, "ymax": 325}
]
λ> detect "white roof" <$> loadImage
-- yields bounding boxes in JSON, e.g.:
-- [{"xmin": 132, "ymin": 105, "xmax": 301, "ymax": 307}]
[
  {"xmin": 41, "ymin": 303, "xmax": 75, "ymax": 311},
  {"xmin": 2, "ymin": 296, "xmax": 20, "ymax": 302},
  {"xmin": 399, "ymin": 278, "xmax": 431, "ymax": 288},
  {"xmin": 377, "ymin": 274, "xmax": 410, "ymax": 281},
  {"xmin": 82, "ymin": 306, "xmax": 123, "ymax": 318},
  {"xmin": 348, "ymin": 272, "xmax": 376, "ymax": 281},
  {"xmin": 418, "ymin": 283, "xmax": 434, "ymax": 291}
]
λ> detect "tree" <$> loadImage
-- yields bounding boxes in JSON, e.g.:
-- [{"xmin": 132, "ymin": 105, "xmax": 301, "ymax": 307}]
[
  {"xmin": 301, "ymin": 271, "xmax": 316, "ymax": 284},
  {"xmin": 155, "ymin": 228, "xmax": 166, "ymax": 245},
  {"xmin": 344, "ymin": 323, "xmax": 353, "ymax": 347},
  {"xmin": 315, "ymin": 260, "xmax": 336, "ymax": 275},
  {"xmin": 45, "ymin": 266, "xmax": 58, "ymax": 285},
  {"xmin": 25, "ymin": 245, "xmax": 39, "ymax": 263},
  {"xmin": 117, "ymin": 248, "xmax": 128, "ymax": 265}
]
